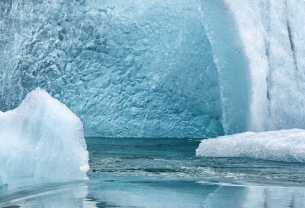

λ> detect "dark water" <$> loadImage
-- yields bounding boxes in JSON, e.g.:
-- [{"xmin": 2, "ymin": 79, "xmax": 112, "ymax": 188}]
[{"xmin": 1, "ymin": 137, "xmax": 305, "ymax": 207}]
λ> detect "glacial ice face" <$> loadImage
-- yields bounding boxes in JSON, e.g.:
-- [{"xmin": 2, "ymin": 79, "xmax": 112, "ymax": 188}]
[
  {"xmin": 199, "ymin": 0, "xmax": 305, "ymax": 133},
  {"xmin": 1, "ymin": 0, "xmax": 305, "ymax": 137},
  {"xmin": 0, "ymin": 88, "xmax": 89, "ymax": 183},
  {"xmin": 224, "ymin": 0, "xmax": 305, "ymax": 131},
  {"xmin": 0, "ymin": 0, "xmax": 224, "ymax": 138},
  {"xmin": 196, "ymin": 129, "xmax": 305, "ymax": 162}
]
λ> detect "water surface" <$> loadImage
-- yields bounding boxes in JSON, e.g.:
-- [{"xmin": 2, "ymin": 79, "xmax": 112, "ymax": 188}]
[{"xmin": 1, "ymin": 137, "xmax": 305, "ymax": 207}]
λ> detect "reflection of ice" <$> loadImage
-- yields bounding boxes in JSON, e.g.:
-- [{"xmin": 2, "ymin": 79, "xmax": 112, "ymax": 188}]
[
  {"xmin": 0, "ymin": 184, "xmax": 8, "ymax": 195},
  {"xmin": 85, "ymin": 179, "xmax": 305, "ymax": 208},
  {"xmin": 0, "ymin": 181, "xmax": 96, "ymax": 208},
  {"xmin": 0, "ymin": 172, "xmax": 7, "ymax": 186},
  {"xmin": 3, "ymin": 179, "xmax": 303, "ymax": 208},
  {"xmin": 244, "ymin": 186, "xmax": 305, "ymax": 208},
  {"xmin": 87, "ymin": 179, "xmax": 246, "ymax": 208},
  {"xmin": 88, "ymin": 181, "xmax": 216, "ymax": 208}
]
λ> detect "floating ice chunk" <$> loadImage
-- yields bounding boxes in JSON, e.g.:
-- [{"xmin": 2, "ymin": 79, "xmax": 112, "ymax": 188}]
[
  {"xmin": 0, "ymin": 88, "xmax": 89, "ymax": 183},
  {"xmin": 196, "ymin": 129, "xmax": 305, "ymax": 162}
]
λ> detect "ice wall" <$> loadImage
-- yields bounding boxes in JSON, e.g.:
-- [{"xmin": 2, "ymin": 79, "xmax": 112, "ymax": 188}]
[
  {"xmin": 0, "ymin": 0, "xmax": 224, "ymax": 138},
  {"xmin": 224, "ymin": 0, "xmax": 305, "ymax": 132},
  {"xmin": 1, "ymin": 0, "xmax": 305, "ymax": 137},
  {"xmin": 0, "ymin": 88, "xmax": 89, "ymax": 183},
  {"xmin": 199, "ymin": 0, "xmax": 305, "ymax": 133}
]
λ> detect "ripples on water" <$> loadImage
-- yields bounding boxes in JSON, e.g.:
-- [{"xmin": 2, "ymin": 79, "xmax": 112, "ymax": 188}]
[{"xmin": 1, "ymin": 137, "xmax": 305, "ymax": 207}]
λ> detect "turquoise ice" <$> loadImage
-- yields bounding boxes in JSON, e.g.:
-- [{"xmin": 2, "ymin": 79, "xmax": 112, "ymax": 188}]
[
  {"xmin": 0, "ymin": 88, "xmax": 89, "ymax": 184},
  {"xmin": 1, "ymin": 0, "xmax": 305, "ymax": 138}
]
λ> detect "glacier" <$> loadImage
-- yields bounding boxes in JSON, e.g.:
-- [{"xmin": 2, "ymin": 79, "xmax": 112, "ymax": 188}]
[
  {"xmin": 0, "ymin": 0, "xmax": 305, "ymax": 137},
  {"xmin": 196, "ymin": 129, "xmax": 305, "ymax": 162},
  {"xmin": 0, "ymin": 88, "xmax": 89, "ymax": 184},
  {"xmin": 223, "ymin": 0, "xmax": 305, "ymax": 132},
  {"xmin": 0, "ymin": 0, "xmax": 224, "ymax": 138}
]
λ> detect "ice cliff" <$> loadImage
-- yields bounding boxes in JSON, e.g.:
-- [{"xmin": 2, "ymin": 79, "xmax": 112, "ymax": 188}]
[
  {"xmin": 0, "ymin": 88, "xmax": 89, "ymax": 184},
  {"xmin": 0, "ymin": 0, "xmax": 305, "ymax": 137},
  {"xmin": 0, "ymin": 0, "xmax": 224, "ymax": 138},
  {"xmin": 223, "ymin": 0, "xmax": 305, "ymax": 132}
]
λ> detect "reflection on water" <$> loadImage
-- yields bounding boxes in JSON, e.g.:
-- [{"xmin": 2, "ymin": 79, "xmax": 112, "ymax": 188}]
[
  {"xmin": 1, "ymin": 137, "xmax": 305, "ymax": 207},
  {"xmin": 88, "ymin": 179, "xmax": 305, "ymax": 208},
  {"xmin": 1, "ymin": 179, "xmax": 305, "ymax": 208},
  {"xmin": 0, "ymin": 181, "xmax": 96, "ymax": 208}
]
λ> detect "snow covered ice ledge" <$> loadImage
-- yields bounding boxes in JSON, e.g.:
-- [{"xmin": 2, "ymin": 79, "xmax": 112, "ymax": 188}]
[
  {"xmin": 196, "ymin": 129, "xmax": 305, "ymax": 163},
  {"xmin": 0, "ymin": 88, "xmax": 89, "ymax": 184}
]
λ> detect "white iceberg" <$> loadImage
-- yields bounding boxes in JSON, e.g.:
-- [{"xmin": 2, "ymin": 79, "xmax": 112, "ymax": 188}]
[
  {"xmin": 196, "ymin": 129, "xmax": 305, "ymax": 162},
  {"xmin": 0, "ymin": 88, "xmax": 89, "ymax": 184}
]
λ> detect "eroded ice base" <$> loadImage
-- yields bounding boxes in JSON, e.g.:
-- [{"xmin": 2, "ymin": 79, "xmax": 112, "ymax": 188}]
[
  {"xmin": 196, "ymin": 129, "xmax": 305, "ymax": 162},
  {"xmin": 0, "ymin": 88, "xmax": 89, "ymax": 184}
]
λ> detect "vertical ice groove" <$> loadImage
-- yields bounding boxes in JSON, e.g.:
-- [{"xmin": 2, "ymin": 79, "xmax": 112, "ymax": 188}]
[
  {"xmin": 285, "ymin": 1, "xmax": 298, "ymax": 72},
  {"xmin": 196, "ymin": 2, "xmax": 225, "ymax": 133},
  {"xmin": 198, "ymin": 0, "xmax": 251, "ymax": 134},
  {"xmin": 224, "ymin": 0, "xmax": 305, "ymax": 132},
  {"xmin": 224, "ymin": 0, "xmax": 270, "ymax": 132},
  {"xmin": 262, "ymin": 2, "xmax": 272, "ymax": 122}
]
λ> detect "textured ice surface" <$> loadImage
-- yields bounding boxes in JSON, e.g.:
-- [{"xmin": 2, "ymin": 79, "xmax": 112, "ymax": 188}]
[
  {"xmin": 224, "ymin": 0, "xmax": 305, "ymax": 131},
  {"xmin": 1, "ymin": 0, "xmax": 305, "ymax": 137},
  {"xmin": 0, "ymin": 0, "xmax": 224, "ymax": 138},
  {"xmin": 0, "ymin": 88, "xmax": 89, "ymax": 183},
  {"xmin": 196, "ymin": 129, "xmax": 305, "ymax": 162}
]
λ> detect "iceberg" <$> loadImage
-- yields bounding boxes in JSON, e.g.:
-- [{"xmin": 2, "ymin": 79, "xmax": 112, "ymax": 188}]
[
  {"xmin": 0, "ymin": 0, "xmax": 225, "ymax": 138},
  {"xmin": 1, "ymin": 0, "xmax": 305, "ymax": 138},
  {"xmin": 0, "ymin": 88, "xmax": 89, "ymax": 184},
  {"xmin": 196, "ymin": 129, "xmax": 305, "ymax": 163}
]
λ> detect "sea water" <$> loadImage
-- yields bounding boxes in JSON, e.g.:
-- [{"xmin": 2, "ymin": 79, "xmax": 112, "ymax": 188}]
[{"xmin": 1, "ymin": 137, "xmax": 305, "ymax": 207}]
